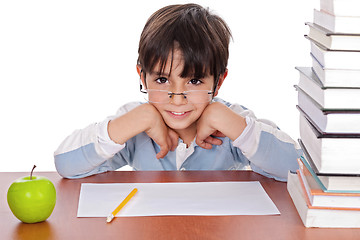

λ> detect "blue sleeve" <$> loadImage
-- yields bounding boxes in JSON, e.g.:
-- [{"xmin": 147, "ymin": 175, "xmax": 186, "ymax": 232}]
[
  {"xmin": 247, "ymin": 131, "xmax": 302, "ymax": 181},
  {"xmin": 54, "ymin": 123, "xmax": 129, "ymax": 179},
  {"xmin": 54, "ymin": 142, "xmax": 129, "ymax": 179}
]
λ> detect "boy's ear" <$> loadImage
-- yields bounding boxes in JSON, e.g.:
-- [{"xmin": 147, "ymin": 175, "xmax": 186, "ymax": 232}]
[
  {"xmin": 214, "ymin": 69, "xmax": 228, "ymax": 97},
  {"xmin": 136, "ymin": 65, "xmax": 146, "ymax": 87},
  {"xmin": 136, "ymin": 64, "xmax": 142, "ymax": 76}
]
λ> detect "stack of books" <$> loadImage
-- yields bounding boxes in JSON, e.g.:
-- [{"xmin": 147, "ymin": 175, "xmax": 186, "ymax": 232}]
[{"xmin": 287, "ymin": 0, "xmax": 360, "ymax": 228}]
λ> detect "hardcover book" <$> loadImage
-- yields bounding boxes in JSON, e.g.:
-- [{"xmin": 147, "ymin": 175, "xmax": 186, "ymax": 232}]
[
  {"xmin": 311, "ymin": 54, "xmax": 360, "ymax": 88},
  {"xmin": 313, "ymin": 9, "xmax": 360, "ymax": 34},
  {"xmin": 320, "ymin": 0, "xmax": 360, "ymax": 16},
  {"xmin": 299, "ymin": 114, "xmax": 360, "ymax": 174},
  {"xmin": 297, "ymin": 168, "xmax": 360, "ymax": 209},
  {"xmin": 287, "ymin": 172, "xmax": 360, "ymax": 228},
  {"xmin": 306, "ymin": 22, "xmax": 360, "ymax": 51},
  {"xmin": 295, "ymin": 66, "xmax": 360, "ymax": 109},
  {"xmin": 309, "ymin": 38, "xmax": 360, "ymax": 70},
  {"xmin": 296, "ymin": 89, "xmax": 360, "ymax": 133},
  {"xmin": 297, "ymin": 153, "xmax": 360, "ymax": 193}
]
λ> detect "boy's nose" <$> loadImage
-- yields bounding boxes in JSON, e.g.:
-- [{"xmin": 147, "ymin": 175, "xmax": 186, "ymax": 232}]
[{"xmin": 169, "ymin": 93, "xmax": 188, "ymax": 105}]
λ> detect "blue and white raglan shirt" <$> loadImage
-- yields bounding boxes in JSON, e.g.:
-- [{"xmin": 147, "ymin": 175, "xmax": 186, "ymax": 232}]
[{"xmin": 54, "ymin": 98, "xmax": 302, "ymax": 181}]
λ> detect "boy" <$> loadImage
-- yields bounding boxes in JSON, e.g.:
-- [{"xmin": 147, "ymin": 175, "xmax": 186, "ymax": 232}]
[{"xmin": 54, "ymin": 3, "xmax": 302, "ymax": 181}]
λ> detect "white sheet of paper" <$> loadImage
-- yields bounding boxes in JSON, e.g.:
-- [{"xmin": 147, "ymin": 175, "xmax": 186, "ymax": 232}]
[{"xmin": 77, "ymin": 181, "xmax": 280, "ymax": 217}]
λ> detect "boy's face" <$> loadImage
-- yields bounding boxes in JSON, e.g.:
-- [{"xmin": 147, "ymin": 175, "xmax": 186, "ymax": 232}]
[{"xmin": 139, "ymin": 49, "xmax": 220, "ymax": 132}]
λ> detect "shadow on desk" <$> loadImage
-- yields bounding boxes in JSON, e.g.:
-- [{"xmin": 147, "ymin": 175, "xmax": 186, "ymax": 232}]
[{"xmin": 12, "ymin": 221, "xmax": 54, "ymax": 240}]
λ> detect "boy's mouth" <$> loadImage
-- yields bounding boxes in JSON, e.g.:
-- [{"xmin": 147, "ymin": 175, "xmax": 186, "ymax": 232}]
[
  {"xmin": 171, "ymin": 111, "xmax": 185, "ymax": 115},
  {"xmin": 166, "ymin": 111, "xmax": 191, "ymax": 118}
]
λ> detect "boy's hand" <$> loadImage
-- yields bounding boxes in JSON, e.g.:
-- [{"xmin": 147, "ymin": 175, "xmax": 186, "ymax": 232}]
[
  {"xmin": 139, "ymin": 104, "xmax": 179, "ymax": 159},
  {"xmin": 197, "ymin": 130, "xmax": 226, "ymax": 149},
  {"xmin": 145, "ymin": 108, "xmax": 179, "ymax": 159},
  {"xmin": 108, "ymin": 103, "xmax": 178, "ymax": 159},
  {"xmin": 196, "ymin": 102, "xmax": 247, "ymax": 149}
]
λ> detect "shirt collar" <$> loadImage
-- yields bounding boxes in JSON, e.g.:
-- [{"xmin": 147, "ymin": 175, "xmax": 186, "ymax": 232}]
[{"xmin": 178, "ymin": 137, "xmax": 200, "ymax": 148}]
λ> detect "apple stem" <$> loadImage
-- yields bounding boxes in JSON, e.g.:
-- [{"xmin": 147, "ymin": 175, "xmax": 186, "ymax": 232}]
[{"xmin": 30, "ymin": 165, "xmax": 36, "ymax": 180}]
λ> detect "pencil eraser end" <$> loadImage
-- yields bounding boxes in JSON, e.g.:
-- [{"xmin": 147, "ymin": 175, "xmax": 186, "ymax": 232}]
[{"xmin": 106, "ymin": 214, "xmax": 114, "ymax": 223}]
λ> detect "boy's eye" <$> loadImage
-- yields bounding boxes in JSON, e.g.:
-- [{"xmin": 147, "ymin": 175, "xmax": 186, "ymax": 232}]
[
  {"xmin": 155, "ymin": 77, "xmax": 168, "ymax": 84},
  {"xmin": 189, "ymin": 79, "xmax": 202, "ymax": 85}
]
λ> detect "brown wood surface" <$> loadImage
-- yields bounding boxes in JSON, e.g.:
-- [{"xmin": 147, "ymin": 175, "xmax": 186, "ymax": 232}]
[{"xmin": 1, "ymin": 170, "xmax": 360, "ymax": 240}]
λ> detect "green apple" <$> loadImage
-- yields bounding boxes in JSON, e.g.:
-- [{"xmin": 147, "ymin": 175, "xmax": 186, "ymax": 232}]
[{"xmin": 7, "ymin": 165, "xmax": 56, "ymax": 223}]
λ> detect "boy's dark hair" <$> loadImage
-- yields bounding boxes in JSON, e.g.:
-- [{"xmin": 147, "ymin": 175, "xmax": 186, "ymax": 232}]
[{"xmin": 137, "ymin": 3, "xmax": 231, "ymax": 86}]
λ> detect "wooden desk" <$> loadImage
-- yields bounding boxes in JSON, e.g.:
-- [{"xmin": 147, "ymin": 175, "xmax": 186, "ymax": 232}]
[{"xmin": 1, "ymin": 171, "xmax": 360, "ymax": 240}]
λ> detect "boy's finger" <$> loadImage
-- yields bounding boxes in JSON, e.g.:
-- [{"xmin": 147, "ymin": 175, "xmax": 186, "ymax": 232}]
[
  {"xmin": 212, "ymin": 131, "xmax": 226, "ymax": 138},
  {"xmin": 204, "ymin": 136, "xmax": 223, "ymax": 146},
  {"xmin": 156, "ymin": 146, "xmax": 169, "ymax": 159},
  {"xmin": 156, "ymin": 140, "xmax": 169, "ymax": 159},
  {"xmin": 168, "ymin": 130, "xmax": 179, "ymax": 151},
  {"xmin": 195, "ymin": 138, "xmax": 213, "ymax": 150}
]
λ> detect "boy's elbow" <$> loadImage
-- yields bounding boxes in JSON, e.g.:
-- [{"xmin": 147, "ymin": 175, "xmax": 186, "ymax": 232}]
[
  {"xmin": 54, "ymin": 154, "xmax": 82, "ymax": 179},
  {"xmin": 54, "ymin": 153, "xmax": 107, "ymax": 179},
  {"xmin": 54, "ymin": 163, "xmax": 86, "ymax": 179},
  {"xmin": 54, "ymin": 157, "xmax": 75, "ymax": 179}
]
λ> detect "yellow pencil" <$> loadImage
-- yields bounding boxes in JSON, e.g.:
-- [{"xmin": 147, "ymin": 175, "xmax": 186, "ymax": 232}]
[{"xmin": 106, "ymin": 188, "xmax": 138, "ymax": 223}]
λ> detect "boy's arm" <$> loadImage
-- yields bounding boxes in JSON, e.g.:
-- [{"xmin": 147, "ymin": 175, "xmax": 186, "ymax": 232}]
[
  {"xmin": 232, "ymin": 115, "xmax": 302, "ymax": 181},
  {"xmin": 196, "ymin": 102, "xmax": 247, "ymax": 149},
  {"xmin": 196, "ymin": 100, "xmax": 302, "ymax": 181},
  {"xmin": 54, "ymin": 102, "xmax": 178, "ymax": 178},
  {"xmin": 54, "ymin": 102, "xmax": 142, "ymax": 178}
]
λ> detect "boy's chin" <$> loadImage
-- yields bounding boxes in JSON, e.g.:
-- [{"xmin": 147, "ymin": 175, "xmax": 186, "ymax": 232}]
[
  {"xmin": 164, "ymin": 120, "xmax": 193, "ymax": 131},
  {"xmin": 166, "ymin": 123, "xmax": 189, "ymax": 131}
]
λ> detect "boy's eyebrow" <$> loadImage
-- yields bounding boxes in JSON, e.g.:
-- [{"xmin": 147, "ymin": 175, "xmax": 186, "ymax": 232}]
[
  {"xmin": 148, "ymin": 70, "xmax": 210, "ymax": 79},
  {"xmin": 149, "ymin": 71, "xmax": 170, "ymax": 77}
]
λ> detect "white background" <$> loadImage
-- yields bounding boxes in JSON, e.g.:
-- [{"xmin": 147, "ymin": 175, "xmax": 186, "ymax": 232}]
[{"xmin": 0, "ymin": 0, "xmax": 317, "ymax": 172}]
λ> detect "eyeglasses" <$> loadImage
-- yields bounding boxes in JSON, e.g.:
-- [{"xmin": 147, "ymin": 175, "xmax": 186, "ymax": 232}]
[{"xmin": 141, "ymin": 89, "xmax": 214, "ymax": 104}]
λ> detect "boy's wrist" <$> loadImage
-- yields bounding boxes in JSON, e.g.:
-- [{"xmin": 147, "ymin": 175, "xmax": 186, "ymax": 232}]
[
  {"xmin": 107, "ymin": 119, "xmax": 125, "ymax": 144},
  {"xmin": 207, "ymin": 102, "xmax": 247, "ymax": 141},
  {"xmin": 107, "ymin": 103, "xmax": 159, "ymax": 144},
  {"xmin": 138, "ymin": 103, "xmax": 163, "ymax": 132},
  {"xmin": 97, "ymin": 120, "xmax": 125, "ymax": 157}
]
